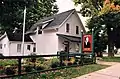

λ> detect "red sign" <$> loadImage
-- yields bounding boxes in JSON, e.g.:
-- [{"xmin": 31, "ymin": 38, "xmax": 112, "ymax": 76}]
[{"xmin": 82, "ymin": 34, "xmax": 92, "ymax": 52}]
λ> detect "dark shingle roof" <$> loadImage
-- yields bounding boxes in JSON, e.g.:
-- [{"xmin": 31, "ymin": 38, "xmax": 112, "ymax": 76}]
[
  {"xmin": 7, "ymin": 32, "xmax": 33, "ymax": 42},
  {"xmin": 57, "ymin": 34, "xmax": 81, "ymax": 42},
  {"xmin": 30, "ymin": 9, "xmax": 75, "ymax": 31}
]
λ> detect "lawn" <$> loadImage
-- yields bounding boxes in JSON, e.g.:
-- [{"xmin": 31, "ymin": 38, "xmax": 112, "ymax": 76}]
[
  {"xmin": 14, "ymin": 64, "xmax": 108, "ymax": 79},
  {"xmin": 102, "ymin": 57, "xmax": 120, "ymax": 62}
]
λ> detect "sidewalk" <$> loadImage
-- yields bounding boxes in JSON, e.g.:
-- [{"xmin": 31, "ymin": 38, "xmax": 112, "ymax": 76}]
[{"xmin": 73, "ymin": 61, "xmax": 120, "ymax": 79}]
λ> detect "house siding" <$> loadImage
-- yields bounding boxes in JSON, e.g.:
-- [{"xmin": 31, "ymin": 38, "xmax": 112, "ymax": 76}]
[
  {"xmin": 0, "ymin": 36, "xmax": 10, "ymax": 56},
  {"xmin": 35, "ymin": 29, "xmax": 58, "ymax": 55},
  {"xmin": 57, "ymin": 12, "xmax": 82, "ymax": 53},
  {"xmin": 58, "ymin": 12, "xmax": 83, "ymax": 37},
  {"xmin": 9, "ymin": 41, "xmax": 35, "ymax": 56}
]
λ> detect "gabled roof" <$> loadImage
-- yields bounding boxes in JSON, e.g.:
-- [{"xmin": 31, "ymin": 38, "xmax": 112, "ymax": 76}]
[
  {"xmin": 6, "ymin": 32, "xmax": 33, "ymax": 42},
  {"xmin": 29, "ymin": 9, "xmax": 75, "ymax": 31}
]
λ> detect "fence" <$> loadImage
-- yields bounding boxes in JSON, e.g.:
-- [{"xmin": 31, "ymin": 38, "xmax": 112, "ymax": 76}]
[{"xmin": 0, "ymin": 52, "xmax": 95, "ymax": 78}]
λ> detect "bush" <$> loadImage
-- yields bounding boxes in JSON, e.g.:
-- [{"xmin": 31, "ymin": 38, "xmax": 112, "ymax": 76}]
[
  {"xmin": 50, "ymin": 58, "xmax": 60, "ymax": 68},
  {"xmin": 0, "ymin": 53, "xmax": 4, "ymax": 57},
  {"xmin": 4, "ymin": 65, "xmax": 15, "ymax": 75},
  {"xmin": 0, "ymin": 59, "xmax": 18, "ymax": 66},
  {"xmin": 37, "ymin": 57, "xmax": 45, "ymax": 64},
  {"xmin": 70, "ymin": 57, "xmax": 75, "ymax": 64},
  {"xmin": 36, "ymin": 64, "xmax": 45, "ymax": 71},
  {"xmin": 83, "ymin": 57, "xmax": 93, "ymax": 64},
  {"xmin": 28, "ymin": 53, "xmax": 37, "ymax": 63},
  {"xmin": 24, "ymin": 65, "xmax": 33, "ymax": 72},
  {"xmin": 42, "ymin": 60, "xmax": 51, "ymax": 69}
]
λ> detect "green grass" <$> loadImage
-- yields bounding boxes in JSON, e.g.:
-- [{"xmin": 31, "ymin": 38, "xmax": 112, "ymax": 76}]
[
  {"xmin": 102, "ymin": 57, "xmax": 120, "ymax": 62},
  {"xmin": 14, "ymin": 64, "xmax": 108, "ymax": 79}
]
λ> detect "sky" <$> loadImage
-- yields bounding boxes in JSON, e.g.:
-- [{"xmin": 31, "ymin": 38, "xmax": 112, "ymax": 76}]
[
  {"xmin": 56, "ymin": 0, "xmax": 89, "ymax": 31},
  {"xmin": 56, "ymin": 0, "xmax": 75, "ymax": 13}
]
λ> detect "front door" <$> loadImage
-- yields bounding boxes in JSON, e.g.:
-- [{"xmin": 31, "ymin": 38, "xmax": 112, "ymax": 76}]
[{"xmin": 64, "ymin": 41, "xmax": 69, "ymax": 53}]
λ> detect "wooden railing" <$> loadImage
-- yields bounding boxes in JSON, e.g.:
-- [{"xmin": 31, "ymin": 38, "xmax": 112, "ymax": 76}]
[{"xmin": 0, "ymin": 52, "xmax": 94, "ymax": 78}]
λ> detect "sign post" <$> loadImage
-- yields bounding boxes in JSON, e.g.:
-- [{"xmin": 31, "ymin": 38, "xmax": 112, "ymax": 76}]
[
  {"xmin": 80, "ymin": 30, "xmax": 83, "ymax": 65},
  {"xmin": 81, "ymin": 33, "xmax": 96, "ymax": 63},
  {"xmin": 92, "ymin": 29, "xmax": 96, "ymax": 63},
  {"xmin": 82, "ymin": 34, "xmax": 92, "ymax": 53},
  {"xmin": 80, "ymin": 30, "xmax": 83, "ymax": 53}
]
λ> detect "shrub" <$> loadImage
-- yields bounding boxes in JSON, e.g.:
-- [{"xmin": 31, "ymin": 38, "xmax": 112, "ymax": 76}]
[
  {"xmin": 37, "ymin": 57, "xmax": 45, "ymax": 64},
  {"xmin": 28, "ymin": 53, "xmax": 37, "ymax": 63},
  {"xmin": 42, "ymin": 60, "xmax": 51, "ymax": 69},
  {"xmin": 0, "ymin": 59, "xmax": 17, "ymax": 66},
  {"xmin": 67, "ymin": 62, "xmax": 73, "ymax": 66},
  {"xmin": 36, "ymin": 64, "xmax": 45, "ymax": 71},
  {"xmin": 0, "ymin": 53, "xmax": 4, "ymax": 57},
  {"xmin": 83, "ymin": 56, "xmax": 93, "ymax": 64},
  {"xmin": 70, "ymin": 57, "xmax": 75, "ymax": 64},
  {"xmin": 50, "ymin": 58, "xmax": 60, "ymax": 68},
  {"xmin": 4, "ymin": 65, "xmax": 15, "ymax": 75},
  {"xmin": 60, "ymin": 52, "xmax": 68, "ymax": 60},
  {"xmin": 24, "ymin": 65, "xmax": 33, "ymax": 72}
]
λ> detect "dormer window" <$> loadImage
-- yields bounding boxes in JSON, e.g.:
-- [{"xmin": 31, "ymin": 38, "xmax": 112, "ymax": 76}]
[
  {"xmin": 0, "ymin": 44, "xmax": 2, "ymax": 49},
  {"xmin": 37, "ymin": 26, "xmax": 42, "ymax": 34},
  {"xmin": 66, "ymin": 23, "xmax": 69, "ymax": 33},
  {"xmin": 76, "ymin": 26, "xmax": 79, "ymax": 34}
]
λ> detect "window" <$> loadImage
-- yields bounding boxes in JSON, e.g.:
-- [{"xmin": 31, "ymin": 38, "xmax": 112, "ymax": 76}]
[
  {"xmin": 33, "ymin": 47, "xmax": 36, "ymax": 52},
  {"xmin": 66, "ymin": 23, "xmax": 69, "ymax": 33},
  {"xmin": 27, "ymin": 45, "xmax": 31, "ymax": 50},
  {"xmin": 38, "ymin": 26, "xmax": 42, "ymax": 34},
  {"xmin": 17, "ymin": 44, "xmax": 21, "ymax": 52},
  {"xmin": 0, "ymin": 44, "xmax": 2, "ymax": 49},
  {"xmin": 4, "ymin": 44, "xmax": 6, "ymax": 48},
  {"xmin": 76, "ymin": 26, "xmax": 79, "ymax": 34},
  {"xmin": 38, "ymin": 30, "xmax": 42, "ymax": 34}
]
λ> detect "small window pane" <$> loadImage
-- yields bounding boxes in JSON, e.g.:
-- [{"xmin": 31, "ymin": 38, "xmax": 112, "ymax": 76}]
[
  {"xmin": 38, "ymin": 30, "xmax": 42, "ymax": 34},
  {"xmin": 76, "ymin": 26, "xmax": 79, "ymax": 34},
  {"xmin": 4, "ymin": 44, "xmax": 6, "ymax": 48},
  {"xmin": 17, "ymin": 44, "xmax": 21, "ymax": 52},
  {"xmin": 0, "ymin": 44, "xmax": 2, "ymax": 49},
  {"xmin": 27, "ymin": 45, "xmax": 30, "ymax": 50},
  {"xmin": 66, "ymin": 23, "xmax": 69, "ymax": 33},
  {"xmin": 38, "ymin": 26, "xmax": 42, "ymax": 34},
  {"xmin": 33, "ymin": 47, "xmax": 36, "ymax": 52}
]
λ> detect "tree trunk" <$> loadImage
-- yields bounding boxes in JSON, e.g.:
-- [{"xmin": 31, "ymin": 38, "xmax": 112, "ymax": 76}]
[
  {"xmin": 108, "ymin": 40, "xmax": 114, "ymax": 57},
  {"xmin": 108, "ymin": 29, "xmax": 114, "ymax": 57},
  {"xmin": 96, "ymin": 52, "xmax": 103, "ymax": 57}
]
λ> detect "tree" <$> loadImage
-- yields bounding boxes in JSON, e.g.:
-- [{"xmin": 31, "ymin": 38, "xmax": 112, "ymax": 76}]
[
  {"xmin": 0, "ymin": 0, "xmax": 58, "ymax": 33},
  {"xmin": 87, "ymin": 10, "xmax": 120, "ymax": 57},
  {"xmin": 87, "ymin": 16, "xmax": 107, "ymax": 57},
  {"xmin": 99, "ymin": 0, "xmax": 120, "ymax": 56},
  {"xmin": 74, "ymin": 0, "xmax": 120, "ymax": 57},
  {"xmin": 74, "ymin": 0, "xmax": 104, "ymax": 17}
]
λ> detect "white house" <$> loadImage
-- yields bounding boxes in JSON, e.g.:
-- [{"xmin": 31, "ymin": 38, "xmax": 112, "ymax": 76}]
[
  {"xmin": 0, "ymin": 9, "xmax": 85, "ymax": 56},
  {"xmin": 0, "ymin": 32, "xmax": 35, "ymax": 56},
  {"xmin": 27, "ymin": 9, "xmax": 86, "ymax": 55}
]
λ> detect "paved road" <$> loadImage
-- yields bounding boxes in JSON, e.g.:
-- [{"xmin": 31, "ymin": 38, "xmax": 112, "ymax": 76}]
[{"xmin": 73, "ymin": 63, "xmax": 120, "ymax": 79}]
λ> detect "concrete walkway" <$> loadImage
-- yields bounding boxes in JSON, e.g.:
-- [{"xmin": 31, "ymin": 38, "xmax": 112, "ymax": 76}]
[{"xmin": 73, "ymin": 61, "xmax": 120, "ymax": 79}]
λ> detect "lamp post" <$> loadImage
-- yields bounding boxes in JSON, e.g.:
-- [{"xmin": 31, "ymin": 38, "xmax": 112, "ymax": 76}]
[
  {"xmin": 80, "ymin": 30, "xmax": 83, "ymax": 53},
  {"xmin": 92, "ymin": 28, "xmax": 96, "ymax": 63},
  {"xmin": 80, "ymin": 30, "xmax": 84, "ymax": 65}
]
